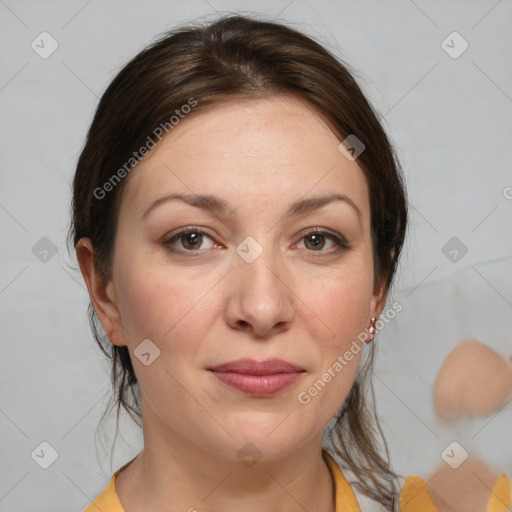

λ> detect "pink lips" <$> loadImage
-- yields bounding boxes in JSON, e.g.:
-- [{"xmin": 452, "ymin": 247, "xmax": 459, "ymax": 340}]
[{"xmin": 208, "ymin": 358, "xmax": 305, "ymax": 397}]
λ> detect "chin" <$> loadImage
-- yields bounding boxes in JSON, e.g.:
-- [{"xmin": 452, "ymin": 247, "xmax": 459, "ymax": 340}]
[{"xmin": 216, "ymin": 415, "xmax": 313, "ymax": 462}]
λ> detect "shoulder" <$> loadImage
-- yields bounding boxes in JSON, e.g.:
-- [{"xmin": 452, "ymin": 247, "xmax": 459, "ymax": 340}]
[
  {"xmin": 83, "ymin": 457, "xmax": 511, "ymax": 512},
  {"xmin": 323, "ymin": 449, "xmax": 438, "ymax": 512},
  {"xmin": 83, "ymin": 468, "xmax": 125, "ymax": 512},
  {"xmin": 396, "ymin": 473, "xmax": 439, "ymax": 512},
  {"xmin": 344, "ymin": 466, "xmax": 512, "ymax": 512},
  {"xmin": 340, "ymin": 466, "xmax": 440, "ymax": 512}
]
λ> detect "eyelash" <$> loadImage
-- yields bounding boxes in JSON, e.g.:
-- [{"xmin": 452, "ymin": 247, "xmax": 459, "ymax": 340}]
[{"xmin": 162, "ymin": 226, "xmax": 351, "ymax": 256}]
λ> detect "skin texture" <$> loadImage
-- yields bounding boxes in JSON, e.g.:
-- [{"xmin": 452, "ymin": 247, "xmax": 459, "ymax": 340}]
[{"xmin": 76, "ymin": 96, "xmax": 387, "ymax": 512}]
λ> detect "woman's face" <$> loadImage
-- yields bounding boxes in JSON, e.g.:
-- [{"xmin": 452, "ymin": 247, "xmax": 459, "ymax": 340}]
[{"xmin": 98, "ymin": 96, "xmax": 385, "ymax": 462}]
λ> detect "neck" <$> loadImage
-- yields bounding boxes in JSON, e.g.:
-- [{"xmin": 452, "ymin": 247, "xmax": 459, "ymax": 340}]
[{"xmin": 115, "ymin": 408, "xmax": 335, "ymax": 512}]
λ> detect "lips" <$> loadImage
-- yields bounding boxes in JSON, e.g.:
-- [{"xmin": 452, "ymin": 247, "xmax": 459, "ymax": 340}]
[
  {"xmin": 208, "ymin": 358, "xmax": 305, "ymax": 396},
  {"xmin": 209, "ymin": 358, "xmax": 304, "ymax": 375}
]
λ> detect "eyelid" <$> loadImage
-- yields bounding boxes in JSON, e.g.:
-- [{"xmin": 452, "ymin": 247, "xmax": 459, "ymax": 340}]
[
  {"xmin": 166, "ymin": 225, "xmax": 215, "ymax": 239},
  {"xmin": 296, "ymin": 226, "xmax": 349, "ymax": 244},
  {"xmin": 162, "ymin": 226, "xmax": 351, "ymax": 254},
  {"xmin": 162, "ymin": 225, "xmax": 218, "ymax": 251},
  {"xmin": 294, "ymin": 227, "xmax": 352, "ymax": 252}
]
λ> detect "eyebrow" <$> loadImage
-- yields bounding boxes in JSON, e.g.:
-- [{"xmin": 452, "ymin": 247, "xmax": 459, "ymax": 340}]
[{"xmin": 142, "ymin": 192, "xmax": 362, "ymax": 223}]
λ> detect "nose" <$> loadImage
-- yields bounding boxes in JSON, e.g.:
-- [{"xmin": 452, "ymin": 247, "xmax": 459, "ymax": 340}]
[{"xmin": 225, "ymin": 241, "xmax": 294, "ymax": 338}]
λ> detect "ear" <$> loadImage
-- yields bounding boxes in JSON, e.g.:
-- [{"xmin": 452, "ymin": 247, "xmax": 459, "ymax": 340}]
[
  {"xmin": 369, "ymin": 278, "xmax": 388, "ymax": 321},
  {"xmin": 370, "ymin": 250, "xmax": 395, "ymax": 321},
  {"xmin": 75, "ymin": 238, "xmax": 126, "ymax": 346}
]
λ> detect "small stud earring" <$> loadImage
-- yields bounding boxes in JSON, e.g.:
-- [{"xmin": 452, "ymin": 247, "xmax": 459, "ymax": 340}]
[{"xmin": 366, "ymin": 317, "xmax": 377, "ymax": 343}]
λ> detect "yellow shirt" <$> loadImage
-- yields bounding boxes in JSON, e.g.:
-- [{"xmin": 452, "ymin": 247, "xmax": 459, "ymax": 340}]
[{"xmin": 84, "ymin": 450, "xmax": 511, "ymax": 512}]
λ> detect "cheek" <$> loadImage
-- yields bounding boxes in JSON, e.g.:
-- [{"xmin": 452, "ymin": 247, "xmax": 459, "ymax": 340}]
[
  {"xmin": 113, "ymin": 254, "xmax": 216, "ymax": 345},
  {"xmin": 113, "ymin": 262, "xmax": 218, "ymax": 398},
  {"xmin": 116, "ymin": 274, "xmax": 172, "ymax": 342},
  {"xmin": 297, "ymin": 263, "xmax": 372, "ymax": 409},
  {"xmin": 313, "ymin": 283, "xmax": 369, "ymax": 329},
  {"xmin": 303, "ymin": 262, "xmax": 374, "ymax": 340}
]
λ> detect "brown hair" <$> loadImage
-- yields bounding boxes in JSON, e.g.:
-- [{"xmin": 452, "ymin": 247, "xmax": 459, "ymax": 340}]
[{"xmin": 69, "ymin": 13, "xmax": 407, "ymax": 509}]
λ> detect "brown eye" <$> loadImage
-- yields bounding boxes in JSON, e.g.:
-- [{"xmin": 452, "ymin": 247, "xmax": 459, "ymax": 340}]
[
  {"xmin": 163, "ymin": 227, "xmax": 217, "ymax": 253},
  {"xmin": 298, "ymin": 230, "xmax": 350, "ymax": 253},
  {"xmin": 180, "ymin": 231, "xmax": 203, "ymax": 250},
  {"xmin": 304, "ymin": 233, "xmax": 326, "ymax": 250}
]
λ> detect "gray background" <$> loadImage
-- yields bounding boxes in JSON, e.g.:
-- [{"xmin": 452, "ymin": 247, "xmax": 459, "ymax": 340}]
[{"xmin": 1, "ymin": 0, "xmax": 511, "ymax": 510}]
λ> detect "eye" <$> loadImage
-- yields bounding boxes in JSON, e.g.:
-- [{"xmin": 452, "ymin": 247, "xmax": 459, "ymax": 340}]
[
  {"xmin": 297, "ymin": 229, "xmax": 350, "ymax": 254},
  {"xmin": 162, "ymin": 226, "xmax": 350, "ymax": 256},
  {"xmin": 163, "ymin": 227, "xmax": 218, "ymax": 253}
]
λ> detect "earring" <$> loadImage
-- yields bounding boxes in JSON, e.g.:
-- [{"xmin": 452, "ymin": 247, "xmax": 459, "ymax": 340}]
[{"xmin": 366, "ymin": 317, "xmax": 377, "ymax": 343}]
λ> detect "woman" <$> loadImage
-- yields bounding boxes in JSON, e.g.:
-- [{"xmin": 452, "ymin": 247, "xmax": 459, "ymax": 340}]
[{"xmin": 71, "ymin": 14, "xmax": 439, "ymax": 511}]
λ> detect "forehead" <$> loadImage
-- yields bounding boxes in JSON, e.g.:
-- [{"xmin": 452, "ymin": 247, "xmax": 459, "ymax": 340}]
[{"xmin": 121, "ymin": 95, "xmax": 370, "ymax": 221}]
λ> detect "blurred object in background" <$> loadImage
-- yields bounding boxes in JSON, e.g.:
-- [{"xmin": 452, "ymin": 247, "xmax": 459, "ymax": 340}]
[{"xmin": 433, "ymin": 339, "xmax": 512, "ymax": 420}]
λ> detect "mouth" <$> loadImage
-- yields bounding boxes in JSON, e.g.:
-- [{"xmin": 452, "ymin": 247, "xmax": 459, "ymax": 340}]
[{"xmin": 208, "ymin": 358, "xmax": 306, "ymax": 397}]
